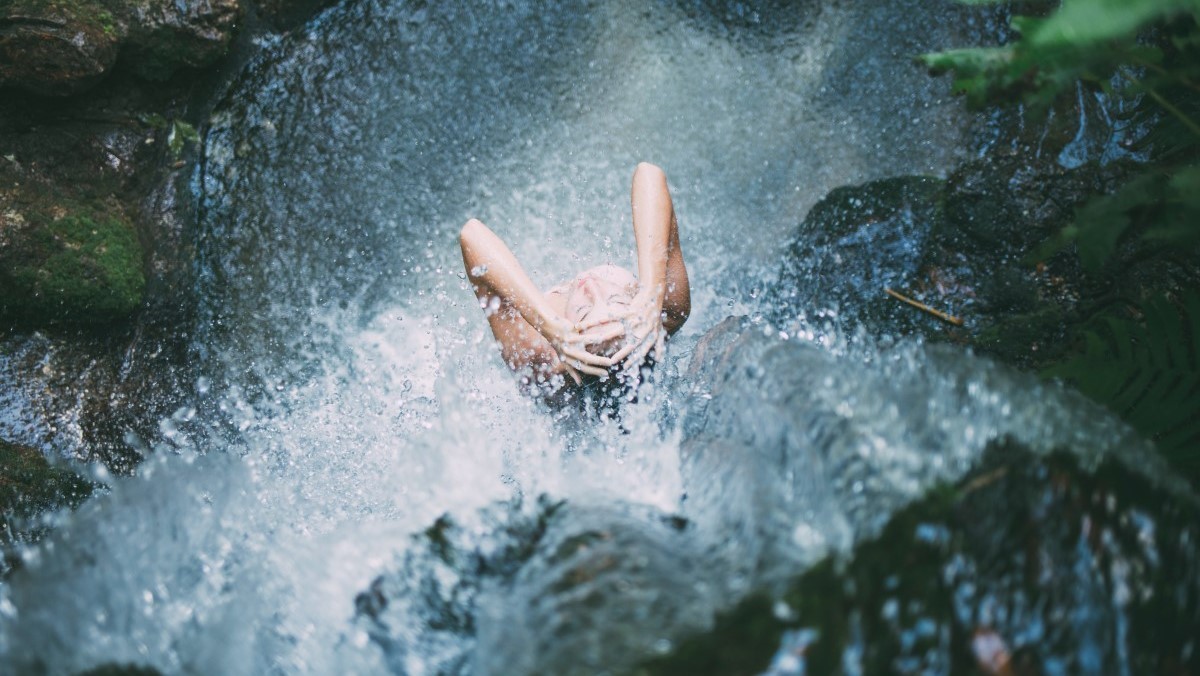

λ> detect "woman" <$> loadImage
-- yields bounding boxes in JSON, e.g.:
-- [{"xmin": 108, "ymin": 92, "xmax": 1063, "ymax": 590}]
[{"xmin": 459, "ymin": 162, "xmax": 690, "ymax": 395}]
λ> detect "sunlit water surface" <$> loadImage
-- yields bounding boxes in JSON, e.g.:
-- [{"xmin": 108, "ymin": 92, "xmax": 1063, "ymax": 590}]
[{"xmin": 0, "ymin": 1, "xmax": 1168, "ymax": 674}]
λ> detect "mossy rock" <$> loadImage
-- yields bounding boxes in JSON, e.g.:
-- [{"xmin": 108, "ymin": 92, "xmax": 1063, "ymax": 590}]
[
  {"xmin": 0, "ymin": 197, "xmax": 145, "ymax": 326},
  {"xmin": 0, "ymin": 439, "xmax": 94, "ymax": 545},
  {"xmin": 639, "ymin": 441, "xmax": 1200, "ymax": 675},
  {"xmin": 0, "ymin": 0, "xmax": 123, "ymax": 95}
]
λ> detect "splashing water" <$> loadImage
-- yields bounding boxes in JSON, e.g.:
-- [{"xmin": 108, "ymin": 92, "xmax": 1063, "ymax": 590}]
[{"xmin": 1, "ymin": 1, "xmax": 1178, "ymax": 674}]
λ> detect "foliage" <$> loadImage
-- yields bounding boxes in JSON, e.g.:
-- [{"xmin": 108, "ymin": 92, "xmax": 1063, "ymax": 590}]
[
  {"xmin": 1046, "ymin": 292, "xmax": 1200, "ymax": 478},
  {"xmin": 138, "ymin": 114, "xmax": 201, "ymax": 159},
  {"xmin": 923, "ymin": 0, "xmax": 1200, "ymax": 265},
  {"xmin": 1032, "ymin": 164, "xmax": 1200, "ymax": 269},
  {"xmin": 924, "ymin": 0, "xmax": 1200, "ymax": 480}
]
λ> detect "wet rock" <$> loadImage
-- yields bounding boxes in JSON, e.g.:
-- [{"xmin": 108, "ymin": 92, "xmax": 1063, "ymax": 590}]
[
  {"xmin": 0, "ymin": 80, "xmax": 200, "ymax": 470},
  {"xmin": 774, "ymin": 176, "xmax": 947, "ymax": 338},
  {"xmin": 252, "ymin": 0, "xmax": 335, "ymax": 31},
  {"xmin": 0, "ymin": 186, "xmax": 144, "ymax": 325},
  {"xmin": 0, "ymin": 0, "xmax": 122, "ymax": 96},
  {"xmin": 473, "ymin": 504, "xmax": 707, "ymax": 676},
  {"xmin": 120, "ymin": 0, "xmax": 243, "ymax": 81},
  {"xmin": 355, "ymin": 498, "xmax": 711, "ymax": 676},
  {"xmin": 642, "ymin": 441, "xmax": 1200, "ymax": 675},
  {"xmin": 0, "ymin": 438, "xmax": 93, "ymax": 548},
  {"xmin": 354, "ymin": 499, "xmax": 559, "ymax": 675},
  {"xmin": 772, "ymin": 154, "xmax": 1138, "ymax": 369},
  {"xmin": 0, "ymin": 0, "xmax": 243, "ymax": 95}
]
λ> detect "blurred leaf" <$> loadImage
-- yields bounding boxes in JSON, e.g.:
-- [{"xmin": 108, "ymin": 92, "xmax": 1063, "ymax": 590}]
[{"xmin": 1029, "ymin": 0, "xmax": 1200, "ymax": 47}]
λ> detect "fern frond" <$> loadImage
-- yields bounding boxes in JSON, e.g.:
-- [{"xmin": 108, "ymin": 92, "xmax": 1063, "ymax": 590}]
[{"xmin": 1046, "ymin": 291, "xmax": 1200, "ymax": 480}]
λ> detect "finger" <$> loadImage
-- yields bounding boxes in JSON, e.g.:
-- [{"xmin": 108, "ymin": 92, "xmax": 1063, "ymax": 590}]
[
  {"xmin": 653, "ymin": 331, "xmax": 666, "ymax": 362},
  {"xmin": 580, "ymin": 322, "xmax": 625, "ymax": 343},
  {"xmin": 623, "ymin": 335, "xmax": 656, "ymax": 372},
  {"xmin": 578, "ymin": 312, "xmax": 631, "ymax": 330},
  {"xmin": 609, "ymin": 339, "xmax": 639, "ymax": 365},
  {"xmin": 573, "ymin": 361, "xmax": 610, "ymax": 377},
  {"xmin": 563, "ymin": 362, "xmax": 583, "ymax": 386},
  {"xmin": 562, "ymin": 346, "xmax": 614, "ymax": 367}
]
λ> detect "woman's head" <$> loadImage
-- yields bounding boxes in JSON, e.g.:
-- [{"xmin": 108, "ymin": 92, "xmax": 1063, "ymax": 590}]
[
  {"xmin": 564, "ymin": 264, "xmax": 637, "ymax": 356},
  {"xmin": 564, "ymin": 265, "xmax": 637, "ymax": 323}
]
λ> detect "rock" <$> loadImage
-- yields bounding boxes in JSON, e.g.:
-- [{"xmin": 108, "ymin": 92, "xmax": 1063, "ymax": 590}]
[
  {"xmin": 641, "ymin": 441, "xmax": 1200, "ymax": 675},
  {"xmin": 771, "ymin": 154, "xmax": 1142, "ymax": 369},
  {"xmin": 120, "ymin": 0, "xmax": 243, "ymax": 81},
  {"xmin": 0, "ymin": 184, "xmax": 144, "ymax": 325},
  {"xmin": 355, "ymin": 498, "xmax": 709, "ymax": 676},
  {"xmin": 252, "ymin": 0, "xmax": 335, "ymax": 31},
  {"xmin": 773, "ymin": 175, "xmax": 949, "ymax": 338},
  {"xmin": 0, "ymin": 0, "xmax": 243, "ymax": 95},
  {"xmin": 0, "ymin": 0, "xmax": 122, "ymax": 95},
  {"xmin": 0, "ymin": 438, "xmax": 93, "ymax": 548}
]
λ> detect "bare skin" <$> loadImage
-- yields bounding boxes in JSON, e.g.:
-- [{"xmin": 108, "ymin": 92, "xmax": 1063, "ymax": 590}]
[{"xmin": 459, "ymin": 162, "xmax": 690, "ymax": 393}]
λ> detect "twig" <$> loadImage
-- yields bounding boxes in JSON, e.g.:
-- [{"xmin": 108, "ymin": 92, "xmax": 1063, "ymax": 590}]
[{"xmin": 884, "ymin": 287, "xmax": 964, "ymax": 326}]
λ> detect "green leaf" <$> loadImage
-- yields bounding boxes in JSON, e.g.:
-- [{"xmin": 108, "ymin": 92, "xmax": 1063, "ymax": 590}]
[{"xmin": 167, "ymin": 121, "xmax": 201, "ymax": 158}]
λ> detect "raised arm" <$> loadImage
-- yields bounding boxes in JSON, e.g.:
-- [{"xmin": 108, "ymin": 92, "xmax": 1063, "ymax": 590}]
[
  {"xmin": 630, "ymin": 162, "xmax": 690, "ymax": 334},
  {"xmin": 459, "ymin": 219, "xmax": 619, "ymax": 383},
  {"xmin": 595, "ymin": 163, "xmax": 690, "ymax": 371}
]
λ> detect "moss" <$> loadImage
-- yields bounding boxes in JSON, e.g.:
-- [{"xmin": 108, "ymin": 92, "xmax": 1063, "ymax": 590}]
[
  {"xmin": 1, "ymin": 204, "xmax": 145, "ymax": 326},
  {"xmin": 2, "ymin": 0, "xmax": 118, "ymax": 35},
  {"xmin": 0, "ymin": 439, "xmax": 94, "ymax": 545}
]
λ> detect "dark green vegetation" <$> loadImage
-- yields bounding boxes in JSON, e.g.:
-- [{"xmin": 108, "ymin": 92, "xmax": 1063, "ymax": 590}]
[
  {"xmin": 923, "ymin": 0, "xmax": 1200, "ymax": 480},
  {"xmin": 639, "ymin": 441, "xmax": 1200, "ymax": 675},
  {"xmin": 0, "ymin": 440, "xmax": 93, "ymax": 548}
]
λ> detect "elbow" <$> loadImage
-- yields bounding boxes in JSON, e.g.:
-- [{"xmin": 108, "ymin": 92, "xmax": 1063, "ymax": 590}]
[
  {"xmin": 635, "ymin": 162, "xmax": 665, "ymax": 181},
  {"xmin": 460, "ymin": 218, "xmax": 484, "ymax": 246}
]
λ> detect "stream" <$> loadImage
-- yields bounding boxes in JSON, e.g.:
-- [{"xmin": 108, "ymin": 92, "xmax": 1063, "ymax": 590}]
[{"xmin": 1, "ymin": 1, "xmax": 1194, "ymax": 674}]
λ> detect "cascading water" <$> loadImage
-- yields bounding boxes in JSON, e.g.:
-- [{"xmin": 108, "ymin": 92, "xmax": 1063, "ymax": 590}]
[{"xmin": 1, "ymin": 1, "xmax": 1190, "ymax": 674}]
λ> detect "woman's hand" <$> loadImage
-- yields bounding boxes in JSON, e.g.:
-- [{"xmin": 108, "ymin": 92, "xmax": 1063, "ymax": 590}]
[
  {"xmin": 540, "ymin": 315, "xmax": 625, "ymax": 382},
  {"xmin": 583, "ymin": 291, "xmax": 666, "ymax": 374}
]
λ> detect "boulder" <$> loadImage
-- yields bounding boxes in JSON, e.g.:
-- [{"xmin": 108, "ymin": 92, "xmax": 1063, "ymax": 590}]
[
  {"xmin": 120, "ymin": 0, "xmax": 242, "ymax": 81},
  {"xmin": 0, "ymin": 438, "xmax": 93, "ymax": 548},
  {"xmin": 0, "ymin": 184, "xmax": 144, "ymax": 325},
  {"xmin": 642, "ymin": 441, "xmax": 1200, "ymax": 675},
  {"xmin": 773, "ymin": 176, "xmax": 947, "ymax": 338},
  {"xmin": 0, "ymin": 0, "xmax": 243, "ymax": 95},
  {"xmin": 0, "ymin": 0, "xmax": 122, "ymax": 95}
]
